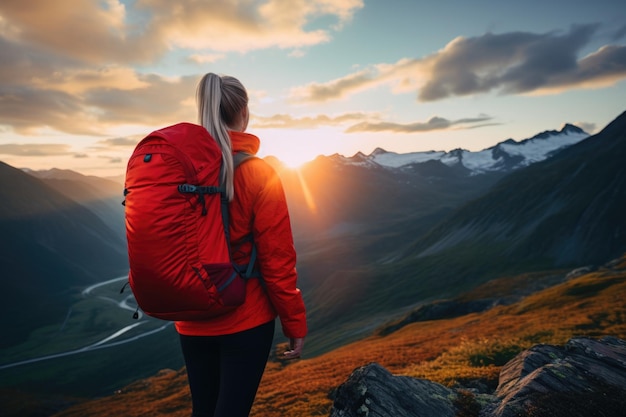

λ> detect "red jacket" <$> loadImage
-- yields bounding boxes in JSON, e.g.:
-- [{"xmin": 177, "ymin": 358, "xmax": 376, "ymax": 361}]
[{"xmin": 175, "ymin": 131, "xmax": 307, "ymax": 338}]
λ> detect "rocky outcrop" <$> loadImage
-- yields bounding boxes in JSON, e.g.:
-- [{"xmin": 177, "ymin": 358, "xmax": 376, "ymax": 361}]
[
  {"xmin": 328, "ymin": 336, "xmax": 626, "ymax": 417},
  {"xmin": 328, "ymin": 362, "xmax": 457, "ymax": 417},
  {"xmin": 488, "ymin": 336, "xmax": 626, "ymax": 417},
  {"xmin": 375, "ymin": 299, "xmax": 500, "ymax": 336}
]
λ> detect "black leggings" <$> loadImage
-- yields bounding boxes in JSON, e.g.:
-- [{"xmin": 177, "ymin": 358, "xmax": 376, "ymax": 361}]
[{"xmin": 179, "ymin": 320, "xmax": 275, "ymax": 417}]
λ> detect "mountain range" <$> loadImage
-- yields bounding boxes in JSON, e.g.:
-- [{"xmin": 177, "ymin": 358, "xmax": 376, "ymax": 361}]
[
  {"xmin": 280, "ymin": 122, "xmax": 589, "ymax": 243},
  {"xmin": 268, "ymin": 120, "xmax": 620, "ymax": 353},
  {"xmin": 335, "ymin": 123, "xmax": 587, "ymax": 174},
  {"xmin": 0, "ymin": 110, "xmax": 624, "ymax": 416}
]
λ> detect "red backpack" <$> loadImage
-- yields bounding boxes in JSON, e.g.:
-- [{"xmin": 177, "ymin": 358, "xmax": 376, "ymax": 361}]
[{"xmin": 123, "ymin": 122, "xmax": 257, "ymax": 321}]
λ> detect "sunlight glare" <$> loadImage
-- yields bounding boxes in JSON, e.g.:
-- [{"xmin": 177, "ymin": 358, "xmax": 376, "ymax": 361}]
[
  {"xmin": 280, "ymin": 151, "xmax": 316, "ymax": 168},
  {"xmin": 256, "ymin": 127, "xmax": 345, "ymax": 169},
  {"xmin": 297, "ymin": 170, "xmax": 317, "ymax": 213}
]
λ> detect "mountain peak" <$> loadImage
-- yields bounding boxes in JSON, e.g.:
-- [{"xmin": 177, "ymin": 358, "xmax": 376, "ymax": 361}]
[
  {"xmin": 560, "ymin": 123, "xmax": 585, "ymax": 135},
  {"xmin": 529, "ymin": 123, "xmax": 586, "ymax": 141},
  {"xmin": 28, "ymin": 167, "xmax": 84, "ymax": 180},
  {"xmin": 370, "ymin": 147, "xmax": 389, "ymax": 156}
]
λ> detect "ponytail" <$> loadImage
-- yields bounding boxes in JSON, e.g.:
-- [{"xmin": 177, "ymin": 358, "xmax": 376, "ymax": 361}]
[{"xmin": 196, "ymin": 73, "xmax": 248, "ymax": 201}]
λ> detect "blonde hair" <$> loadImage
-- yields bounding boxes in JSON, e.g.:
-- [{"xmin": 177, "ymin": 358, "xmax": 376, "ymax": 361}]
[{"xmin": 196, "ymin": 73, "xmax": 248, "ymax": 201}]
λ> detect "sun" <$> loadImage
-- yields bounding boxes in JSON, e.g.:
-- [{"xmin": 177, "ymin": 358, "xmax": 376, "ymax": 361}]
[
  {"xmin": 278, "ymin": 151, "xmax": 316, "ymax": 169},
  {"xmin": 256, "ymin": 126, "xmax": 357, "ymax": 169},
  {"xmin": 258, "ymin": 129, "xmax": 327, "ymax": 169}
]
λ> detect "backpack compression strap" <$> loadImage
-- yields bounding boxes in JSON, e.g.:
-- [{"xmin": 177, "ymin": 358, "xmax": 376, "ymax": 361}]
[{"xmin": 178, "ymin": 184, "xmax": 223, "ymax": 216}]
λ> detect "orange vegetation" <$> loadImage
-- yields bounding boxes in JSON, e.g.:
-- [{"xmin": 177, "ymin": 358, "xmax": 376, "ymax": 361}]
[{"xmin": 55, "ymin": 260, "xmax": 626, "ymax": 417}]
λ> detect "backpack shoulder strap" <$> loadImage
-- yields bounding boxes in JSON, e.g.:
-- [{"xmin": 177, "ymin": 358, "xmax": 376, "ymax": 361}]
[
  {"xmin": 233, "ymin": 151, "xmax": 256, "ymax": 168},
  {"xmin": 222, "ymin": 151, "xmax": 261, "ymax": 279}
]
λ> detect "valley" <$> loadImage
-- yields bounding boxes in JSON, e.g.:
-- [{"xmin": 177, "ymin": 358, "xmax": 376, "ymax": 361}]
[
  {"xmin": 0, "ymin": 276, "xmax": 170, "ymax": 371},
  {"xmin": 0, "ymin": 275, "xmax": 184, "ymax": 400}
]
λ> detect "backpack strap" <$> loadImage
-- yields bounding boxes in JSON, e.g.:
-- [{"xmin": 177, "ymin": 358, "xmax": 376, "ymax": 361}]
[
  {"xmin": 178, "ymin": 184, "xmax": 223, "ymax": 216},
  {"xmin": 224, "ymin": 152, "xmax": 261, "ymax": 280},
  {"xmin": 233, "ymin": 151, "xmax": 254, "ymax": 168}
]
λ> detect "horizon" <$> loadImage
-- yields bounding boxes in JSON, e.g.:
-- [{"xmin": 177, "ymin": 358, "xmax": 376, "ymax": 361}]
[{"xmin": 1, "ymin": 1, "xmax": 625, "ymax": 177}]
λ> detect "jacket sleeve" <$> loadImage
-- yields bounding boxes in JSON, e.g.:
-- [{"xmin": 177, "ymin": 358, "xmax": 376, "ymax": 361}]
[{"xmin": 248, "ymin": 161, "xmax": 307, "ymax": 339}]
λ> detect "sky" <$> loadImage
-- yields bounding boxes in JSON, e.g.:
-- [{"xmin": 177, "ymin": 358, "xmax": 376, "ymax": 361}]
[{"xmin": 0, "ymin": 0, "xmax": 625, "ymax": 176}]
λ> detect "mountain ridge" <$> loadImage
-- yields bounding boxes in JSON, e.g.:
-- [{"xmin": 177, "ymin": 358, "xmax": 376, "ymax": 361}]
[
  {"xmin": 26, "ymin": 168, "xmax": 126, "ymax": 242},
  {"xmin": 330, "ymin": 123, "xmax": 588, "ymax": 175}
]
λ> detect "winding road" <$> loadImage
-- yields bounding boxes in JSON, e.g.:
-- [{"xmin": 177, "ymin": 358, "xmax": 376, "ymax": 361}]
[{"xmin": 0, "ymin": 276, "xmax": 172, "ymax": 370}]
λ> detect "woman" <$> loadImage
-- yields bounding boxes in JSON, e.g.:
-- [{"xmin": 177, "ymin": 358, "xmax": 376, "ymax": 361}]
[{"xmin": 175, "ymin": 73, "xmax": 307, "ymax": 417}]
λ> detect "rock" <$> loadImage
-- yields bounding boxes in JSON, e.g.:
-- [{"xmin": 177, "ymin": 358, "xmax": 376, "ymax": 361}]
[
  {"xmin": 328, "ymin": 362, "xmax": 458, "ymax": 417},
  {"xmin": 375, "ymin": 299, "xmax": 499, "ymax": 336},
  {"xmin": 491, "ymin": 336, "xmax": 626, "ymax": 417},
  {"xmin": 328, "ymin": 337, "xmax": 626, "ymax": 417}
]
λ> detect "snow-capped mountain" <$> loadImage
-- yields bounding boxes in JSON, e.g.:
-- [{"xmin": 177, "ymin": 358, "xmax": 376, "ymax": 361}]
[{"xmin": 333, "ymin": 124, "xmax": 588, "ymax": 175}]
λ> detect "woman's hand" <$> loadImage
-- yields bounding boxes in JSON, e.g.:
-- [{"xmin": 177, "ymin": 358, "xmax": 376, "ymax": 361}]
[{"xmin": 283, "ymin": 337, "xmax": 305, "ymax": 359}]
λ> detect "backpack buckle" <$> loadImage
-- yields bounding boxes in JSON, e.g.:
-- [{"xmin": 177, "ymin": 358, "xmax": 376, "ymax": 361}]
[{"xmin": 178, "ymin": 184, "xmax": 197, "ymax": 193}]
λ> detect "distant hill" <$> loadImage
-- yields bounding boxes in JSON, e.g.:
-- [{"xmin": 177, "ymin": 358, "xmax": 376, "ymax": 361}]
[
  {"xmin": 0, "ymin": 162, "xmax": 128, "ymax": 348},
  {"xmin": 27, "ymin": 168, "xmax": 126, "ymax": 242}
]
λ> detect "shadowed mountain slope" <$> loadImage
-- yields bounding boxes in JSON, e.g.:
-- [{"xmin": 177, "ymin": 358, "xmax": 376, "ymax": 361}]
[
  {"xmin": 28, "ymin": 168, "xmax": 126, "ymax": 242},
  {"xmin": 0, "ymin": 162, "xmax": 128, "ymax": 347},
  {"xmin": 408, "ymin": 110, "xmax": 626, "ymax": 266}
]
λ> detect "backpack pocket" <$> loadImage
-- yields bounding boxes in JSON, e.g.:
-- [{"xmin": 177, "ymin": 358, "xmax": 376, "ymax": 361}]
[{"xmin": 203, "ymin": 263, "xmax": 247, "ymax": 307}]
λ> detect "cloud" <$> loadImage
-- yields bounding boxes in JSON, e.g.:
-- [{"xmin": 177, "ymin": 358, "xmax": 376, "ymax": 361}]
[
  {"xmin": 252, "ymin": 112, "xmax": 375, "ymax": 129},
  {"xmin": 187, "ymin": 53, "xmax": 227, "ymax": 64},
  {"xmin": 0, "ymin": 28, "xmax": 173, "ymax": 135},
  {"xmin": 290, "ymin": 58, "xmax": 419, "ymax": 102},
  {"xmin": 574, "ymin": 122, "xmax": 597, "ymax": 134},
  {"xmin": 0, "ymin": 0, "xmax": 363, "ymax": 64},
  {"xmin": 345, "ymin": 115, "xmax": 493, "ymax": 133},
  {"xmin": 289, "ymin": 69, "xmax": 379, "ymax": 102},
  {"xmin": 420, "ymin": 23, "xmax": 626, "ymax": 99},
  {"xmin": 0, "ymin": 143, "xmax": 72, "ymax": 156},
  {"xmin": 152, "ymin": 0, "xmax": 352, "ymax": 52},
  {"xmin": 0, "ymin": 73, "xmax": 198, "ymax": 135},
  {"xmin": 291, "ymin": 24, "xmax": 626, "ymax": 103},
  {"xmin": 252, "ymin": 111, "xmax": 493, "ymax": 134},
  {"xmin": 0, "ymin": 1, "xmax": 364, "ymax": 135},
  {"xmin": 98, "ymin": 137, "xmax": 140, "ymax": 147},
  {"xmin": 0, "ymin": 85, "xmax": 101, "ymax": 135},
  {"xmin": 33, "ymin": 66, "xmax": 150, "ymax": 95},
  {"xmin": 0, "ymin": 0, "xmax": 156, "ymax": 64},
  {"xmin": 613, "ymin": 24, "xmax": 626, "ymax": 41},
  {"xmin": 82, "ymin": 74, "xmax": 198, "ymax": 125}
]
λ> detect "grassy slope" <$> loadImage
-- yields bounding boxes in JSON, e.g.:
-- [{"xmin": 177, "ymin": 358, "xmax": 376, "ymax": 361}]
[{"xmin": 50, "ymin": 255, "xmax": 626, "ymax": 417}]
